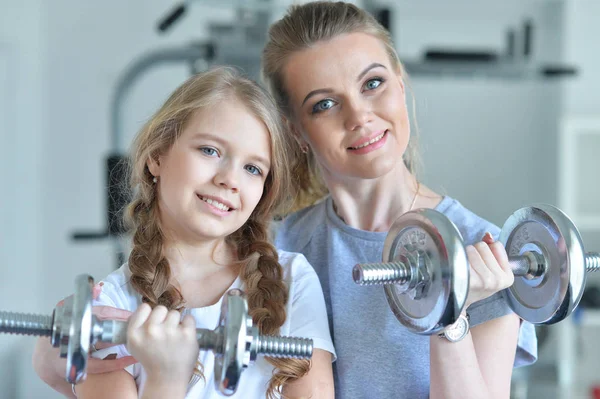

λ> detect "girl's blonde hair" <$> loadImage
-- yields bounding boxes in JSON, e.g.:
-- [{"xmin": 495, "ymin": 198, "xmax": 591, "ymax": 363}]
[
  {"xmin": 262, "ymin": 1, "xmax": 421, "ymax": 211},
  {"xmin": 124, "ymin": 66, "xmax": 308, "ymax": 398}
]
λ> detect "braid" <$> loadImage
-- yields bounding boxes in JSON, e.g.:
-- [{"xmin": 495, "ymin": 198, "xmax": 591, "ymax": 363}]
[
  {"xmin": 125, "ymin": 187, "xmax": 208, "ymax": 378},
  {"xmin": 125, "ymin": 196, "xmax": 183, "ymax": 309},
  {"xmin": 233, "ymin": 218, "xmax": 311, "ymax": 398}
]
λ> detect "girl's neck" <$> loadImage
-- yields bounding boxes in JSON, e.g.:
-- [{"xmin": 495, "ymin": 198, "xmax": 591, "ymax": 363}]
[
  {"xmin": 161, "ymin": 236, "xmax": 242, "ymax": 309},
  {"xmin": 162, "ymin": 235, "xmax": 237, "ymax": 279}
]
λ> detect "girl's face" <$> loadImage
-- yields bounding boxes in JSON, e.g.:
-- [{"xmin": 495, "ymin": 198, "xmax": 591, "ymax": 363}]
[
  {"xmin": 149, "ymin": 98, "xmax": 271, "ymax": 245},
  {"xmin": 283, "ymin": 32, "xmax": 410, "ymax": 182}
]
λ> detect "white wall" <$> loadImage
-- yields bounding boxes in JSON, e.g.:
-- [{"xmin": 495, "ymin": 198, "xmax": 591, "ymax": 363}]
[
  {"xmin": 386, "ymin": 1, "xmax": 566, "ymax": 226},
  {"xmin": 562, "ymin": 0, "xmax": 600, "ymax": 254},
  {"xmin": 0, "ymin": 1, "xmax": 45, "ymax": 397},
  {"xmin": 563, "ymin": 0, "xmax": 600, "ymax": 116}
]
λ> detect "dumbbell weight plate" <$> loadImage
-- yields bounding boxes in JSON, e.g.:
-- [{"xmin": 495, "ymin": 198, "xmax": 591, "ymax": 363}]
[
  {"xmin": 214, "ymin": 289, "xmax": 253, "ymax": 396},
  {"xmin": 64, "ymin": 275, "xmax": 94, "ymax": 384},
  {"xmin": 500, "ymin": 204, "xmax": 586, "ymax": 324},
  {"xmin": 383, "ymin": 209, "xmax": 469, "ymax": 334}
]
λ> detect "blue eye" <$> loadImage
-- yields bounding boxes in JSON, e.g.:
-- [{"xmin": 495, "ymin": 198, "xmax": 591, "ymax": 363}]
[
  {"xmin": 364, "ymin": 78, "xmax": 383, "ymax": 91},
  {"xmin": 200, "ymin": 147, "xmax": 218, "ymax": 156},
  {"xmin": 312, "ymin": 99, "xmax": 336, "ymax": 114},
  {"xmin": 245, "ymin": 165, "xmax": 262, "ymax": 176}
]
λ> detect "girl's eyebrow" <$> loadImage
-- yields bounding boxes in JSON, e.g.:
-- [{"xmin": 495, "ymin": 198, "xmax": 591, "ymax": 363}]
[
  {"xmin": 191, "ymin": 132, "xmax": 270, "ymax": 169},
  {"xmin": 190, "ymin": 132, "xmax": 227, "ymax": 144},
  {"xmin": 249, "ymin": 154, "xmax": 271, "ymax": 170}
]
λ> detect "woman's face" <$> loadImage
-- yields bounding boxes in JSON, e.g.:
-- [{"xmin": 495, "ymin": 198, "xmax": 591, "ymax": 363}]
[{"xmin": 283, "ymin": 32, "xmax": 410, "ymax": 182}]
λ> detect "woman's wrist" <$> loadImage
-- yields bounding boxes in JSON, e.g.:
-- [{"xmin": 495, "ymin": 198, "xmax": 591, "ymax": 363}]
[{"xmin": 141, "ymin": 377, "xmax": 188, "ymax": 399}]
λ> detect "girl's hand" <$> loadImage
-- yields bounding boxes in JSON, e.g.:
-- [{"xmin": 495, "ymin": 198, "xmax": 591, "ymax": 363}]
[{"xmin": 126, "ymin": 304, "xmax": 199, "ymax": 387}]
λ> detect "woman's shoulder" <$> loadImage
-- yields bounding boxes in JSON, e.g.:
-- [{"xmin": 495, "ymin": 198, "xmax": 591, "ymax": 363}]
[
  {"xmin": 280, "ymin": 198, "xmax": 328, "ymax": 230},
  {"xmin": 272, "ymin": 198, "xmax": 328, "ymax": 250},
  {"xmin": 436, "ymin": 196, "xmax": 501, "ymax": 245}
]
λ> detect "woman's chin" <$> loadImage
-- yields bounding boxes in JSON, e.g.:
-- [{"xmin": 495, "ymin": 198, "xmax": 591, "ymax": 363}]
[{"xmin": 347, "ymin": 156, "xmax": 401, "ymax": 180}]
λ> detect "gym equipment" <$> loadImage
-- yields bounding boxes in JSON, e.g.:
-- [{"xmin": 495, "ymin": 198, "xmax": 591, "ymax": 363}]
[
  {"xmin": 71, "ymin": 41, "xmax": 216, "ymax": 268},
  {"xmin": 0, "ymin": 275, "xmax": 312, "ymax": 396},
  {"xmin": 352, "ymin": 204, "xmax": 600, "ymax": 334}
]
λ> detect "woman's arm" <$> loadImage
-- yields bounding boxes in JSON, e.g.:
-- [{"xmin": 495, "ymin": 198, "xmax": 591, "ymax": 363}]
[
  {"xmin": 429, "ymin": 313, "xmax": 519, "ymax": 399},
  {"xmin": 430, "ymin": 235, "xmax": 521, "ymax": 399},
  {"xmin": 282, "ymin": 349, "xmax": 334, "ymax": 399},
  {"xmin": 75, "ymin": 370, "xmax": 137, "ymax": 399},
  {"xmin": 77, "ymin": 368, "xmax": 190, "ymax": 399},
  {"xmin": 32, "ymin": 336, "xmax": 137, "ymax": 398},
  {"xmin": 32, "ymin": 292, "xmax": 136, "ymax": 398}
]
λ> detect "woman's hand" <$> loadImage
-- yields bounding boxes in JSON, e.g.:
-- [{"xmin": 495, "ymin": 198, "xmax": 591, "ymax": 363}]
[
  {"xmin": 126, "ymin": 304, "xmax": 199, "ymax": 389},
  {"xmin": 464, "ymin": 232, "xmax": 514, "ymax": 309},
  {"xmin": 33, "ymin": 283, "xmax": 136, "ymax": 398}
]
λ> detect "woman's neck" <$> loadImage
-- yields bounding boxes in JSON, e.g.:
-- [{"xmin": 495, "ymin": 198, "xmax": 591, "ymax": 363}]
[{"xmin": 325, "ymin": 161, "xmax": 436, "ymax": 232}]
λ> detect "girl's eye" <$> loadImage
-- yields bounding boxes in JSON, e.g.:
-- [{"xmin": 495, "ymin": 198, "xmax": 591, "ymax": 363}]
[
  {"xmin": 312, "ymin": 99, "xmax": 336, "ymax": 114},
  {"xmin": 364, "ymin": 77, "xmax": 383, "ymax": 91},
  {"xmin": 200, "ymin": 147, "xmax": 218, "ymax": 156},
  {"xmin": 245, "ymin": 164, "xmax": 262, "ymax": 176}
]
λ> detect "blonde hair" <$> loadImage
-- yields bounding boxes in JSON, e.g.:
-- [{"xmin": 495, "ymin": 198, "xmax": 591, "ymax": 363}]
[
  {"xmin": 262, "ymin": 0, "xmax": 421, "ymax": 211},
  {"xmin": 124, "ymin": 66, "xmax": 309, "ymax": 398}
]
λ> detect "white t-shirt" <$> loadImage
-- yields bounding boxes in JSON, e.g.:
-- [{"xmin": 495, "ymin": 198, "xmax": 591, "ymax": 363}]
[{"xmin": 91, "ymin": 250, "xmax": 336, "ymax": 398}]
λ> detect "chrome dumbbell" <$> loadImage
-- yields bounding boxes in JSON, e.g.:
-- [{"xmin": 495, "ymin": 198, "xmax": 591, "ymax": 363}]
[
  {"xmin": 0, "ymin": 275, "xmax": 313, "ymax": 396},
  {"xmin": 353, "ymin": 204, "xmax": 600, "ymax": 334}
]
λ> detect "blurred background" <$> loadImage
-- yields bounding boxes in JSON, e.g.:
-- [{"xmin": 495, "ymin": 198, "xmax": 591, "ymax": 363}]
[{"xmin": 1, "ymin": 0, "xmax": 600, "ymax": 397}]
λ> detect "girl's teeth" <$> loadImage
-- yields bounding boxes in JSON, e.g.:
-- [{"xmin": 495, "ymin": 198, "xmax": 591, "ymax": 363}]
[{"xmin": 202, "ymin": 197, "xmax": 230, "ymax": 211}]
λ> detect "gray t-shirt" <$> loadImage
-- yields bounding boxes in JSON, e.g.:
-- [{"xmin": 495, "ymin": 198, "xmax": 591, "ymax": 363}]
[{"xmin": 274, "ymin": 195, "xmax": 537, "ymax": 399}]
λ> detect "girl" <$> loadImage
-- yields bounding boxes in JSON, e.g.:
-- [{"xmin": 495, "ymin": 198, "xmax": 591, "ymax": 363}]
[{"xmin": 53, "ymin": 66, "xmax": 335, "ymax": 399}]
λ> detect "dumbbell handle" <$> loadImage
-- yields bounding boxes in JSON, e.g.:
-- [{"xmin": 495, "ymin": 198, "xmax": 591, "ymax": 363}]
[
  {"xmin": 97, "ymin": 319, "xmax": 219, "ymax": 348},
  {"xmin": 354, "ymin": 251, "xmax": 600, "ymax": 286},
  {"xmin": 0, "ymin": 312, "xmax": 312, "ymax": 360},
  {"xmin": 99, "ymin": 319, "xmax": 312, "ymax": 359}
]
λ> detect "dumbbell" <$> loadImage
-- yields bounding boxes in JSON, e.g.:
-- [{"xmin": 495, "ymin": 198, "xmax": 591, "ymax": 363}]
[
  {"xmin": 352, "ymin": 204, "xmax": 600, "ymax": 334},
  {"xmin": 0, "ymin": 275, "xmax": 312, "ymax": 396}
]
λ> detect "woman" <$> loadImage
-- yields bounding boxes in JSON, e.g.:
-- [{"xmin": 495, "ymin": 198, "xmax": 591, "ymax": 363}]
[{"xmin": 260, "ymin": 2, "xmax": 536, "ymax": 399}]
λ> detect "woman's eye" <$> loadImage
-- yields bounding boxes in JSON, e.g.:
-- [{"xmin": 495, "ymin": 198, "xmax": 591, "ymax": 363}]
[
  {"xmin": 245, "ymin": 165, "xmax": 262, "ymax": 176},
  {"xmin": 312, "ymin": 99, "xmax": 335, "ymax": 113},
  {"xmin": 200, "ymin": 147, "xmax": 218, "ymax": 156},
  {"xmin": 364, "ymin": 78, "xmax": 383, "ymax": 91}
]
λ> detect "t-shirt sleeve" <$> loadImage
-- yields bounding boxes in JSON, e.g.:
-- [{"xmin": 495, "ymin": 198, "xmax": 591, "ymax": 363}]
[
  {"xmin": 90, "ymin": 279, "xmax": 137, "ymax": 377},
  {"xmin": 514, "ymin": 320, "xmax": 538, "ymax": 367},
  {"xmin": 287, "ymin": 254, "xmax": 337, "ymax": 362}
]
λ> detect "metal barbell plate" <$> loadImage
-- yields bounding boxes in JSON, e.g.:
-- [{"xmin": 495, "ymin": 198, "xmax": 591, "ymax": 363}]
[
  {"xmin": 383, "ymin": 209, "xmax": 469, "ymax": 334},
  {"xmin": 214, "ymin": 289, "xmax": 252, "ymax": 396},
  {"xmin": 500, "ymin": 204, "xmax": 586, "ymax": 324},
  {"xmin": 65, "ymin": 275, "xmax": 94, "ymax": 384}
]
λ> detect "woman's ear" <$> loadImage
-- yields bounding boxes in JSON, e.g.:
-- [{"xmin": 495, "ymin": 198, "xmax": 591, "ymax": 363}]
[
  {"xmin": 395, "ymin": 70, "xmax": 406, "ymax": 96},
  {"xmin": 283, "ymin": 115, "xmax": 309, "ymax": 151}
]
